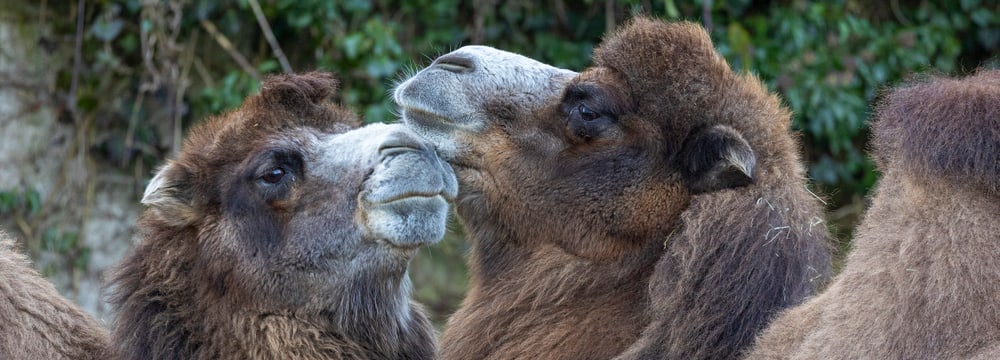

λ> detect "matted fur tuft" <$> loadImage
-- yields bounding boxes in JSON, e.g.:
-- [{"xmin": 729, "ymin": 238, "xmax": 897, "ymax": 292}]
[{"xmin": 872, "ymin": 69, "xmax": 1000, "ymax": 193}]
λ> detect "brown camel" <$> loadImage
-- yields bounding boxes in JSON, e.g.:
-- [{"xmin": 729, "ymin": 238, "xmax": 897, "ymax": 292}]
[
  {"xmin": 395, "ymin": 17, "xmax": 831, "ymax": 360},
  {"xmin": 747, "ymin": 69, "xmax": 1000, "ymax": 360},
  {"xmin": 107, "ymin": 72, "xmax": 456, "ymax": 359},
  {"xmin": 0, "ymin": 234, "xmax": 111, "ymax": 359}
]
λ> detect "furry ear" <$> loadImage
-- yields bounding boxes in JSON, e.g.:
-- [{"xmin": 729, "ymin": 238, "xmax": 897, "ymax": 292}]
[
  {"xmin": 142, "ymin": 161, "xmax": 197, "ymax": 226},
  {"xmin": 677, "ymin": 124, "xmax": 756, "ymax": 194}
]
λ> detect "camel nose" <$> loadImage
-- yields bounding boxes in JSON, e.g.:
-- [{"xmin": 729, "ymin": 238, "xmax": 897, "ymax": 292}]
[
  {"xmin": 378, "ymin": 129, "xmax": 433, "ymax": 158},
  {"xmin": 432, "ymin": 52, "xmax": 476, "ymax": 73}
]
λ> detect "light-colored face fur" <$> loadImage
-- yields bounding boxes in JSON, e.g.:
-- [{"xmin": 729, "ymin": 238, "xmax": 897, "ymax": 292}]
[
  {"xmin": 314, "ymin": 123, "xmax": 458, "ymax": 250},
  {"xmin": 394, "ymin": 45, "xmax": 578, "ymax": 160},
  {"xmin": 143, "ymin": 123, "xmax": 457, "ymax": 314}
]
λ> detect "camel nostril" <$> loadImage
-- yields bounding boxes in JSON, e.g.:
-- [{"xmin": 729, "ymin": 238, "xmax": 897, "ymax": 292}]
[
  {"xmin": 433, "ymin": 52, "xmax": 476, "ymax": 73},
  {"xmin": 379, "ymin": 131, "xmax": 430, "ymax": 157}
]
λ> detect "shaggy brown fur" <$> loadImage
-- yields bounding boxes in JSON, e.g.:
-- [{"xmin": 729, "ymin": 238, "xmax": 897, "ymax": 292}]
[
  {"xmin": 747, "ymin": 69, "xmax": 1000, "ymax": 359},
  {"xmin": 0, "ymin": 234, "xmax": 111, "ymax": 359},
  {"xmin": 395, "ymin": 18, "xmax": 830, "ymax": 360},
  {"xmin": 108, "ymin": 72, "xmax": 449, "ymax": 360},
  {"xmin": 605, "ymin": 19, "xmax": 832, "ymax": 360}
]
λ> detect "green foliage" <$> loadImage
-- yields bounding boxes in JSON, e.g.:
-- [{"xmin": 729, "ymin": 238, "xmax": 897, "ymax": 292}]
[
  {"xmin": 706, "ymin": 0, "xmax": 997, "ymax": 231},
  {"xmin": 0, "ymin": 188, "xmax": 41, "ymax": 216},
  {"xmin": 41, "ymin": 228, "xmax": 90, "ymax": 276},
  {"xmin": 0, "ymin": 187, "xmax": 90, "ymax": 276},
  {"xmin": 195, "ymin": 71, "xmax": 262, "ymax": 117},
  {"xmin": 716, "ymin": 1, "xmax": 980, "ymax": 197},
  {"xmin": 20, "ymin": 0, "xmax": 1000, "ymax": 184}
]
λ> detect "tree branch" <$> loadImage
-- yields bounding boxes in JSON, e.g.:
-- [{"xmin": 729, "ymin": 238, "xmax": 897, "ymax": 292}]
[
  {"xmin": 702, "ymin": 0, "xmax": 713, "ymax": 35},
  {"xmin": 247, "ymin": 0, "xmax": 293, "ymax": 74},
  {"xmin": 199, "ymin": 19, "xmax": 261, "ymax": 80},
  {"xmin": 68, "ymin": 0, "xmax": 85, "ymax": 123}
]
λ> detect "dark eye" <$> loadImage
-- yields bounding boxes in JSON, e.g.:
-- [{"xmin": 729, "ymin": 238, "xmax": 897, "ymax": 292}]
[
  {"xmin": 577, "ymin": 104, "xmax": 600, "ymax": 121},
  {"xmin": 568, "ymin": 102, "xmax": 616, "ymax": 140},
  {"xmin": 261, "ymin": 167, "xmax": 286, "ymax": 184}
]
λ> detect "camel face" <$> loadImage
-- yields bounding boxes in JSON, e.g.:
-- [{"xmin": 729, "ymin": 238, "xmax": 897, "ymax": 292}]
[
  {"xmin": 139, "ymin": 103, "xmax": 456, "ymax": 313},
  {"xmin": 395, "ymin": 46, "xmax": 692, "ymax": 262},
  {"xmin": 113, "ymin": 73, "xmax": 446, "ymax": 359},
  {"xmin": 207, "ymin": 122, "xmax": 456, "ymax": 309}
]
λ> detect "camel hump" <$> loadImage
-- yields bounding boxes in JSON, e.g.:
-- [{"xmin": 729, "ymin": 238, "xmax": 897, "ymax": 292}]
[{"xmin": 872, "ymin": 69, "xmax": 1000, "ymax": 191}]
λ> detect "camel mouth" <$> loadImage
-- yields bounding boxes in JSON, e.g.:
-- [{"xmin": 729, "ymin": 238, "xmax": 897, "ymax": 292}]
[
  {"xmin": 363, "ymin": 167, "xmax": 457, "ymax": 205},
  {"xmin": 375, "ymin": 192, "xmax": 453, "ymax": 205},
  {"xmin": 364, "ymin": 190, "xmax": 453, "ymax": 217},
  {"xmin": 396, "ymin": 97, "xmax": 482, "ymax": 133},
  {"xmin": 365, "ymin": 195, "xmax": 451, "ymax": 249},
  {"xmin": 363, "ymin": 139, "xmax": 458, "ymax": 202},
  {"xmin": 360, "ymin": 139, "xmax": 457, "ymax": 249},
  {"xmin": 400, "ymin": 106, "xmax": 457, "ymax": 129}
]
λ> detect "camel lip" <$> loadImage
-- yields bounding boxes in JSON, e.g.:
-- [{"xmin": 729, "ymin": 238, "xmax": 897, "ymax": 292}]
[
  {"xmin": 395, "ymin": 101, "xmax": 484, "ymax": 172},
  {"xmin": 364, "ymin": 195, "xmax": 450, "ymax": 250},
  {"xmin": 374, "ymin": 192, "xmax": 453, "ymax": 205},
  {"xmin": 367, "ymin": 235, "xmax": 426, "ymax": 253},
  {"xmin": 363, "ymin": 184, "xmax": 456, "ymax": 205},
  {"xmin": 398, "ymin": 102, "xmax": 483, "ymax": 132},
  {"xmin": 400, "ymin": 106, "xmax": 456, "ymax": 128}
]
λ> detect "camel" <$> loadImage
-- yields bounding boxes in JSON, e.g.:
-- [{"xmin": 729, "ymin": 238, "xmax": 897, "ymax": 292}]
[
  {"xmin": 107, "ymin": 72, "xmax": 456, "ymax": 359},
  {"xmin": 0, "ymin": 234, "xmax": 111, "ymax": 359},
  {"xmin": 394, "ymin": 17, "xmax": 831, "ymax": 360},
  {"xmin": 747, "ymin": 69, "xmax": 1000, "ymax": 359}
]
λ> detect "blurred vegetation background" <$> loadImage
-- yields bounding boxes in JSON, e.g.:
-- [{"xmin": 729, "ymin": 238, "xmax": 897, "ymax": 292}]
[{"xmin": 0, "ymin": 0, "xmax": 996, "ymax": 325}]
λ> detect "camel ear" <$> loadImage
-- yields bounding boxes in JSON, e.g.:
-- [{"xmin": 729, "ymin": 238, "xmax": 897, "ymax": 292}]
[
  {"xmin": 142, "ymin": 161, "xmax": 197, "ymax": 226},
  {"xmin": 677, "ymin": 124, "xmax": 756, "ymax": 194}
]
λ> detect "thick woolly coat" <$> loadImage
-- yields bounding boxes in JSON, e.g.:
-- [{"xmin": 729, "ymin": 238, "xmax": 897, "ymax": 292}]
[
  {"xmin": 0, "ymin": 235, "xmax": 111, "ymax": 359},
  {"xmin": 747, "ymin": 70, "xmax": 1000, "ymax": 359}
]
